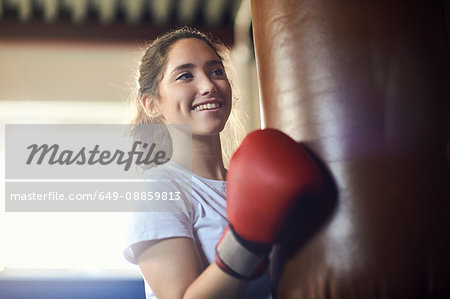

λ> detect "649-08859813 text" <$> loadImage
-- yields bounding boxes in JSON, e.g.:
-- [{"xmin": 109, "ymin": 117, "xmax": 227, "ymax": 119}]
[{"xmin": 9, "ymin": 191, "xmax": 182, "ymax": 201}]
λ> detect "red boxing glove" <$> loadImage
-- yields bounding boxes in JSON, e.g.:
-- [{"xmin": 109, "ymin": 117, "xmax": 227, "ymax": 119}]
[{"xmin": 215, "ymin": 128, "xmax": 323, "ymax": 279}]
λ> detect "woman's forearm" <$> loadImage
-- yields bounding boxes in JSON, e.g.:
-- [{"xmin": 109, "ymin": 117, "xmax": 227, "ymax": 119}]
[{"xmin": 183, "ymin": 263, "xmax": 249, "ymax": 299}]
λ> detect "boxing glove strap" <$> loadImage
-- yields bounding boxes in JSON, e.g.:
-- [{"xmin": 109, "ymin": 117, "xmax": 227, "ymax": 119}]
[{"xmin": 215, "ymin": 227, "xmax": 268, "ymax": 279}]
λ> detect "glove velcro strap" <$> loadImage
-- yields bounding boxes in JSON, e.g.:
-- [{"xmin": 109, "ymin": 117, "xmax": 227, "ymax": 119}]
[{"xmin": 215, "ymin": 227, "xmax": 268, "ymax": 279}]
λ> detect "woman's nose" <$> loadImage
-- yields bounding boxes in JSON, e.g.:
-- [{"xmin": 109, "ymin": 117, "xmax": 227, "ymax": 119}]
[{"xmin": 198, "ymin": 75, "xmax": 217, "ymax": 96}]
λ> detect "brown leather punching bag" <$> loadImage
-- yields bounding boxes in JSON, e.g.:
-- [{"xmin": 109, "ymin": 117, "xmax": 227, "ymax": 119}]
[{"xmin": 251, "ymin": 0, "xmax": 450, "ymax": 298}]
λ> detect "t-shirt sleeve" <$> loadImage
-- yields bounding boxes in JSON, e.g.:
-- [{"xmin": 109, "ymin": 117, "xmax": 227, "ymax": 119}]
[
  {"xmin": 123, "ymin": 210, "xmax": 194, "ymax": 264},
  {"xmin": 123, "ymin": 166, "xmax": 196, "ymax": 264},
  {"xmin": 124, "ymin": 165, "xmax": 194, "ymax": 264}
]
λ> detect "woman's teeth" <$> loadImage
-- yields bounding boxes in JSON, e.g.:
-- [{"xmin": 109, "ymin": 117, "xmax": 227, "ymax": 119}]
[{"xmin": 193, "ymin": 102, "xmax": 220, "ymax": 111}]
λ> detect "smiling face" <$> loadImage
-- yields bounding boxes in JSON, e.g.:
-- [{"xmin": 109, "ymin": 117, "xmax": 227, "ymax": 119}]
[{"xmin": 153, "ymin": 38, "xmax": 232, "ymax": 136}]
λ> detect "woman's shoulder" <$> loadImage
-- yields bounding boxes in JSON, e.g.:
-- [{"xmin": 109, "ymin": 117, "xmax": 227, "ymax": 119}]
[
  {"xmin": 139, "ymin": 160, "xmax": 227, "ymax": 213},
  {"xmin": 139, "ymin": 161, "xmax": 193, "ymax": 190},
  {"xmin": 141, "ymin": 160, "xmax": 190, "ymax": 178}
]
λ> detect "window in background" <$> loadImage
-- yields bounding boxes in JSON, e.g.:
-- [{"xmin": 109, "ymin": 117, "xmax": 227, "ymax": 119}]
[{"xmin": 0, "ymin": 41, "xmax": 141, "ymax": 276}]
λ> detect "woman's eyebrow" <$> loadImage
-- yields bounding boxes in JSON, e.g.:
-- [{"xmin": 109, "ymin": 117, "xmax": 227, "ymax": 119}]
[
  {"xmin": 206, "ymin": 60, "xmax": 222, "ymax": 66},
  {"xmin": 170, "ymin": 63, "xmax": 195, "ymax": 75},
  {"xmin": 170, "ymin": 60, "xmax": 223, "ymax": 75}
]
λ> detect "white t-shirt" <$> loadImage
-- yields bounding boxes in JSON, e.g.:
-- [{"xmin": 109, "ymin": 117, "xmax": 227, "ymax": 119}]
[{"xmin": 123, "ymin": 161, "xmax": 272, "ymax": 299}]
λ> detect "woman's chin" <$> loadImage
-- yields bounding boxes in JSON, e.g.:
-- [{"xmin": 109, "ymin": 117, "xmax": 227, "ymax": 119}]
[{"xmin": 192, "ymin": 123, "xmax": 227, "ymax": 137}]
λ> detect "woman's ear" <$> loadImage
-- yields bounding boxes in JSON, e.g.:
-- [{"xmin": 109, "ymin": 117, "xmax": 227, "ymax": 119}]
[{"xmin": 142, "ymin": 95, "xmax": 163, "ymax": 119}]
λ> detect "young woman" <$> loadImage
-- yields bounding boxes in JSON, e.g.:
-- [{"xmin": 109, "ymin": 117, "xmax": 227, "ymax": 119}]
[{"xmin": 123, "ymin": 27, "xmax": 273, "ymax": 299}]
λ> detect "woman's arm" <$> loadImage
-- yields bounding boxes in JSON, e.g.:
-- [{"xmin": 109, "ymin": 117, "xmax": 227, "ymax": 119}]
[{"xmin": 137, "ymin": 237, "xmax": 248, "ymax": 299}]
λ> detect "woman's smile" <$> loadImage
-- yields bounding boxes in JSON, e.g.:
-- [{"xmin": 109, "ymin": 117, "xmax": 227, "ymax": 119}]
[{"xmin": 192, "ymin": 99, "xmax": 222, "ymax": 111}]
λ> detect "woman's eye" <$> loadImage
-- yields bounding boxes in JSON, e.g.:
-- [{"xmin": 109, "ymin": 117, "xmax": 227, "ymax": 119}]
[
  {"xmin": 211, "ymin": 69, "xmax": 224, "ymax": 76},
  {"xmin": 176, "ymin": 72, "xmax": 193, "ymax": 80}
]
